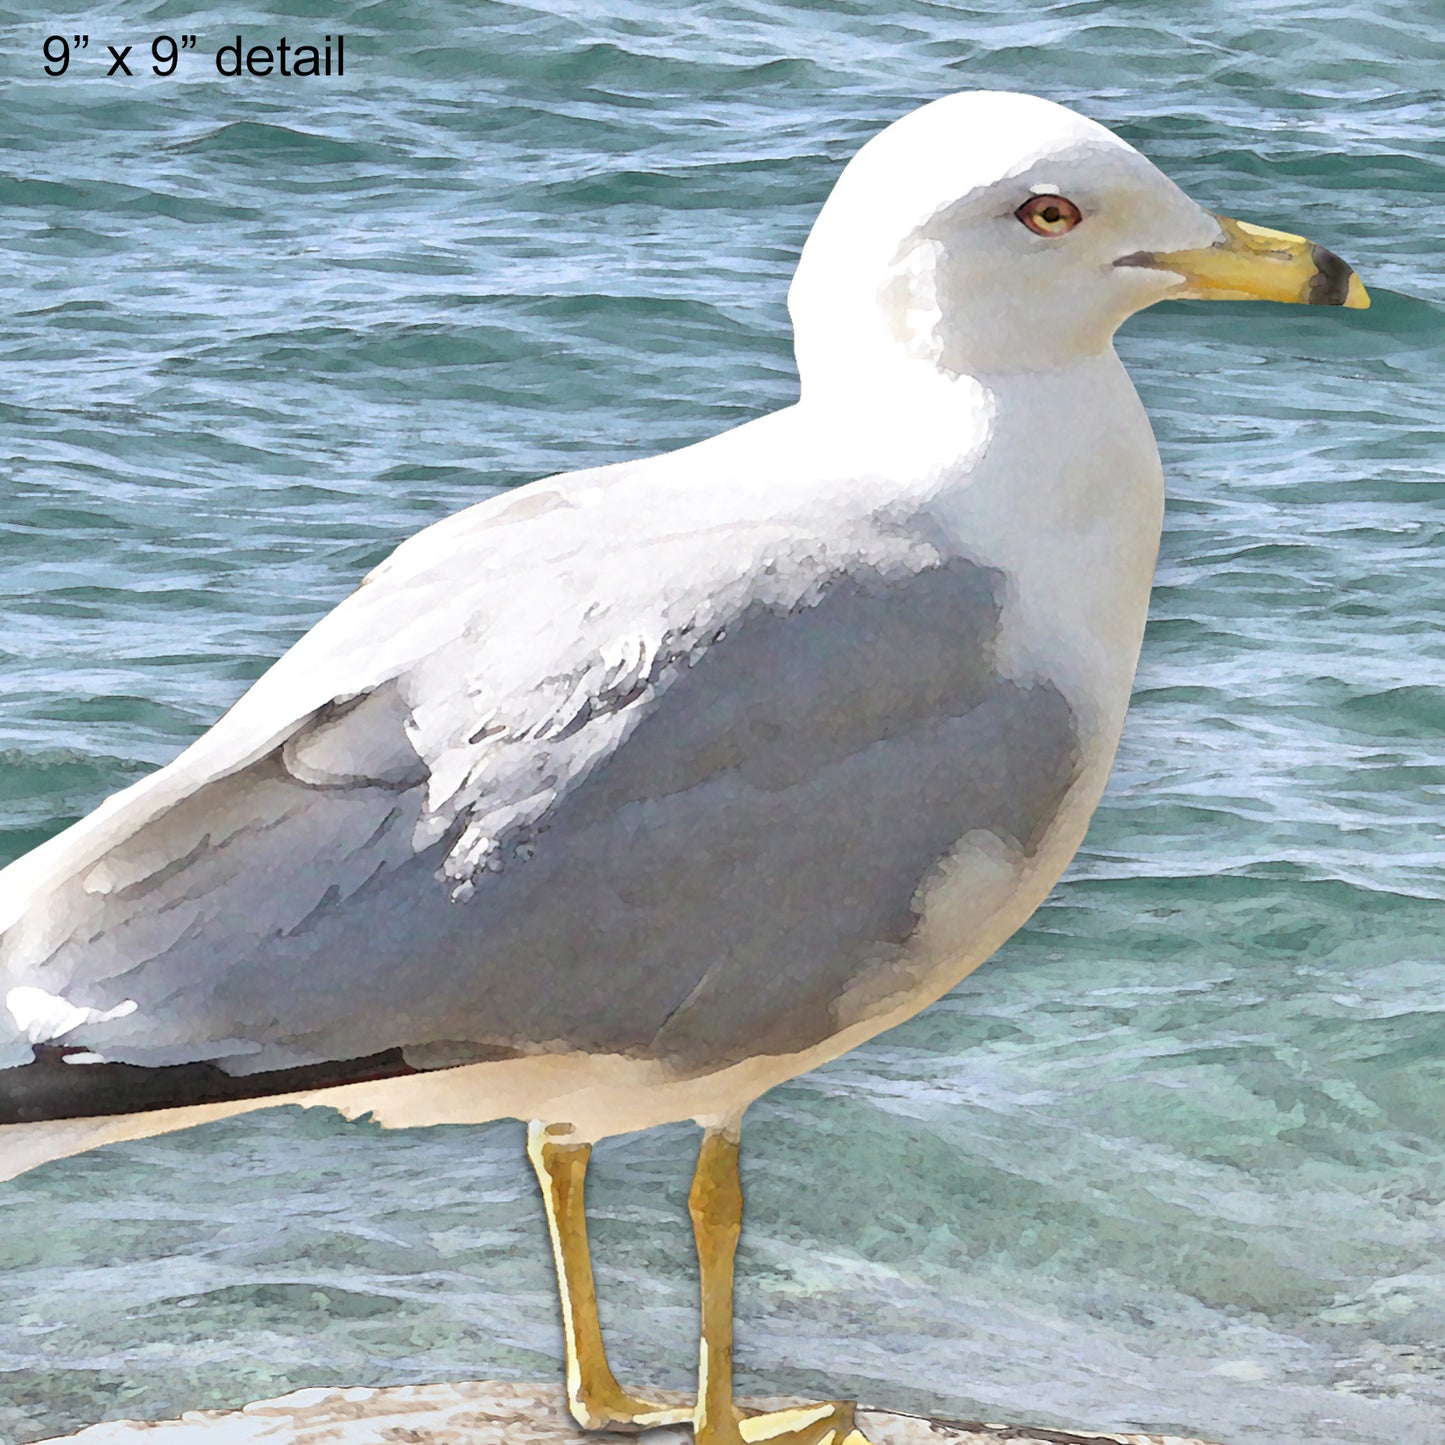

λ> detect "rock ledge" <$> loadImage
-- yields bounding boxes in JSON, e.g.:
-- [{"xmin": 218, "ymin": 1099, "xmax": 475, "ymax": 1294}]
[{"xmin": 38, "ymin": 1380, "xmax": 1223, "ymax": 1445}]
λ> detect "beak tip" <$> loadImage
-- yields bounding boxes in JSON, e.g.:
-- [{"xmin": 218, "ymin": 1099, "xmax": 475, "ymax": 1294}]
[{"xmin": 1343, "ymin": 273, "xmax": 1371, "ymax": 310}]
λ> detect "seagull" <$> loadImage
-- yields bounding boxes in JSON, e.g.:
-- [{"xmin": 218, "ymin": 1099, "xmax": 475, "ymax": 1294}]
[{"xmin": 1, "ymin": 92, "xmax": 1365, "ymax": 1445}]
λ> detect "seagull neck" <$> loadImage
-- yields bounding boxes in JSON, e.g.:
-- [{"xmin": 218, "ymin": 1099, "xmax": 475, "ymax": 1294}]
[
  {"xmin": 796, "ymin": 346, "xmax": 1133, "ymax": 463},
  {"xmin": 801, "ymin": 335, "xmax": 1124, "ymax": 394}
]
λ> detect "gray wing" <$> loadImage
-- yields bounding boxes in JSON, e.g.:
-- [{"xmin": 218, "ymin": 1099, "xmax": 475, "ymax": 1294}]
[{"xmin": 0, "ymin": 442, "xmax": 1081, "ymax": 1119}]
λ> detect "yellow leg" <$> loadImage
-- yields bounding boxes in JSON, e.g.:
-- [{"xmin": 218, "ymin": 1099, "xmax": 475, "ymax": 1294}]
[
  {"xmin": 528, "ymin": 1122, "xmax": 693, "ymax": 1431},
  {"xmin": 689, "ymin": 1127, "xmax": 870, "ymax": 1445}
]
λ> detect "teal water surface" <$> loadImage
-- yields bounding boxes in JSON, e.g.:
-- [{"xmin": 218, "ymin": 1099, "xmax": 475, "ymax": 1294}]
[{"xmin": 1, "ymin": 3, "xmax": 1442, "ymax": 1443}]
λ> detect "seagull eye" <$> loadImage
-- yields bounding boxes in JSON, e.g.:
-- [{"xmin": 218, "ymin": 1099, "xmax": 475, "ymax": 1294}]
[{"xmin": 1015, "ymin": 194, "xmax": 1083, "ymax": 237}]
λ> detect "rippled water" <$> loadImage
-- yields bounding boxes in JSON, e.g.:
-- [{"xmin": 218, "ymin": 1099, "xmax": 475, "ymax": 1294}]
[{"xmin": 1, "ymin": 2, "xmax": 1442, "ymax": 1443}]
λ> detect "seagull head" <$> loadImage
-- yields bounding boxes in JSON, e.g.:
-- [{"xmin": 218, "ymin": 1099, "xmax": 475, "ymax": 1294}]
[{"xmin": 788, "ymin": 91, "xmax": 1367, "ymax": 391}]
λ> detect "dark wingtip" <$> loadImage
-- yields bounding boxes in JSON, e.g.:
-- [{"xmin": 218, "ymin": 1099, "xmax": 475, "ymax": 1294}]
[{"xmin": 0, "ymin": 1043, "xmax": 422, "ymax": 1125}]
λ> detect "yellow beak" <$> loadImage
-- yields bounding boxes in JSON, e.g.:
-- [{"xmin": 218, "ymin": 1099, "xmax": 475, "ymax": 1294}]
[{"xmin": 1120, "ymin": 214, "xmax": 1369, "ymax": 309}]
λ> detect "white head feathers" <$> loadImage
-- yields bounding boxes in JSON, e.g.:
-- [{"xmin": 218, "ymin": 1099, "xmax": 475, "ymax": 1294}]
[{"xmin": 787, "ymin": 91, "xmax": 1222, "ymax": 390}]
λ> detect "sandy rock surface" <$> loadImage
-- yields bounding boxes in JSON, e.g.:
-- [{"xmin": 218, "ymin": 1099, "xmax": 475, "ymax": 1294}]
[{"xmin": 37, "ymin": 1380, "xmax": 1223, "ymax": 1445}]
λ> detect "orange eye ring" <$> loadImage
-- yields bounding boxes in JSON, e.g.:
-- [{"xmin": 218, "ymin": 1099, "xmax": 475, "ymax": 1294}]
[{"xmin": 1016, "ymin": 194, "xmax": 1083, "ymax": 237}]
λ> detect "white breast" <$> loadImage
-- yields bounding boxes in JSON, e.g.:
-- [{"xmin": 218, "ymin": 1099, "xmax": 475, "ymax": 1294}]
[
  {"xmin": 881, "ymin": 350, "xmax": 1166, "ymax": 1014},
  {"xmin": 928, "ymin": 351, "xmax": 1165, "ymax": 730}
]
